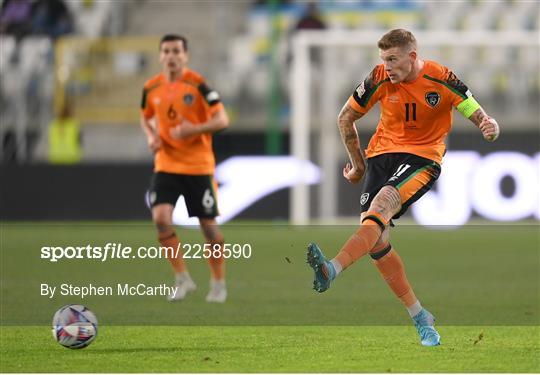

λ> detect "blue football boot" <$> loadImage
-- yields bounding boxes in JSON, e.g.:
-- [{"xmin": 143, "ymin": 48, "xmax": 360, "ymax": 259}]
[
  {"xmin": 306, "ymin": 242, "xmax": 336, "ymax": 293},
  {"xmin": 412, "ymin": 308, "xmax": 441, "ymax": 346}
]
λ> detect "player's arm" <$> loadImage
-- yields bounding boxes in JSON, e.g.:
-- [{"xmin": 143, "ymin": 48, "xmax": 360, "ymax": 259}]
[
  {"xmin": 140, "ymin": 115, "xmax": 161, "ymax": 153},
  {"xmin": 140, "ymin": 85, "xmax": 162, "ymax": 153},
  {"xmin": 447, "ymin": 70, "xmax": 500, "ymax": 142},
  {"xmin": 198, "ymin": 108, "xmax": 230, "ymax": 134},
  {"xmin": 339, "ymin": 67, "xmax": 382, "ymax": 184},
  {"xmin": 170, "ymin": 82, "xmax": 229, "ymax": 139},
  {"xmin": 171, "ymin": 108, "xmax": 229, "ymax": 140},
  {"xmin": 337, "ymin": 102, "xmax": 366, "ymax": 184},
  {"xmin": 467, "ymin": 107, "xmax": 500, "ymax": 142}
]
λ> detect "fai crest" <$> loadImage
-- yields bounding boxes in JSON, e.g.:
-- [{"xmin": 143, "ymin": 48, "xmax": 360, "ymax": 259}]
[
  {"xmin": 425, "ymin": 92, "xmax": 440, "ymax": 107},
  {"xmin": 183, "ymin": 94, "xmax": 194, "ymax": 105},
  {"xmin": 360, "ymin": 193, "xmax": 370, "ymax": 206}
]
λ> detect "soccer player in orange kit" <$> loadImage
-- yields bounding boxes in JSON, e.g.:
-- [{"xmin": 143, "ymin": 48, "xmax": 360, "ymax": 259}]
[
  {"xmin": 141, "ymin": 34, "xmax": 229, "ymax": 303},
  {"xmin": 307, "ymin": 29, "xmax": 500, "ymax": 346}
]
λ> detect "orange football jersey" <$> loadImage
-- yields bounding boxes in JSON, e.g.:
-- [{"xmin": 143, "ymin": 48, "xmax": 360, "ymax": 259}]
[
  {"xmin": 141, "ymin": 69, "xmax": 224, "ymax": 174},
  {"xmin": 348, "ymin": 60, "xmax": 473, "ymax": 164}
]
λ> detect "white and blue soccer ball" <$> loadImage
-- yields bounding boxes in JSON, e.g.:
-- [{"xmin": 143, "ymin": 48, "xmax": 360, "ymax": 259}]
[{"xmin": 52, "ymin": 304, "xmax": 98, "ymax": 349}]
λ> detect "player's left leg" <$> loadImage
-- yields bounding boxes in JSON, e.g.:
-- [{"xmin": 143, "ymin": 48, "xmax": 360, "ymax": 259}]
[
  {"xmin": 183, "ymin": 174, "xmax": 226, "ymax": 303},
  {"xmin": 369, "ymin": 235, "xmax": 418, "ymax": 314},
  {"xmin": 369, "ymin": 235, "xmax": 440, "ymax": 346},
  {"xmin": 368, "ymin": 157, "xmax": 441, "ymax": 346},
  {"xmin": 199, "ymin": 218, "xmax": 226, "ymax": 303}
]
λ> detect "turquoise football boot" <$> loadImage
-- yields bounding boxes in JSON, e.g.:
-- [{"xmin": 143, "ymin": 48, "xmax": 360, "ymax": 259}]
[
  {"xmin": 412, "ymin": 308, "xmax": 441, "ymax": 346},
  {"xmin": 306, "ymin": 242, "xmax": 336, "ymax": 293}
]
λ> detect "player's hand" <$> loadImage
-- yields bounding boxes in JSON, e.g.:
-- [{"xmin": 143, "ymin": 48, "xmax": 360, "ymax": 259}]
[
  {"xmin": 343, "ymin": 162, "xmax": 364, "ymax": 184},
  {"xmin": 147, "ymin": 134, "xmax": 162, "ymax": 153},
  {"xmin": 170, "ymin": 120, "xmax": 199, "ymax": 139},
  {"xmin": 479, "ymin": 117, "xmax": 499, "ymax": 142}
]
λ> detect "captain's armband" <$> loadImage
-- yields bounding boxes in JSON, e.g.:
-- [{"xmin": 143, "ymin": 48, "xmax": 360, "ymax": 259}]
[{"xmin": 457, "ymin": 96, "xmax": 481, "ymax": 119}]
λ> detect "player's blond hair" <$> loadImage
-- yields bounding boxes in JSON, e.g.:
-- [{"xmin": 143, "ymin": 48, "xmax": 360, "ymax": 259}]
[{"xmin": 377, "ymin": 29, "xmax": 417, "ymax": 52}]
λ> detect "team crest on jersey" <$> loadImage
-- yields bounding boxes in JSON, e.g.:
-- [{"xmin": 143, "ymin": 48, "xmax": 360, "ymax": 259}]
[
  {"xmin": 360, "ymin": 193, "xmax": 370, "ymax": 206},
  {"xmin": 425, "ymin": 92, "xmax": 440, "ymax": 107},
  {"xmin": 183, "ymin": 94, "xmax": 194, "ymax": 105}
]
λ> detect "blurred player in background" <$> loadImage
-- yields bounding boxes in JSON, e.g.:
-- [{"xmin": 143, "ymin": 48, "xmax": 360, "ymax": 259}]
[
  {"xmin": 140, "ymin": 34, "xmax": 229, "ymax": 303},
  {"xmin": 307, "ymin": 29, "xmax": 500, "ymax": 346},
  {"xmin": 48, "ymin": 101, "xmax": 82, "ymax": 164}
]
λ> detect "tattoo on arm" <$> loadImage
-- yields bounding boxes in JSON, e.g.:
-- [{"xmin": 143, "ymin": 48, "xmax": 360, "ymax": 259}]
[
  {"xmin": 337, "ymin": 103, "xmax": 364, "ymax": 168},
  {"xmin": 469, "ymin": 108, "xmax": 488, "ymax": 127}
]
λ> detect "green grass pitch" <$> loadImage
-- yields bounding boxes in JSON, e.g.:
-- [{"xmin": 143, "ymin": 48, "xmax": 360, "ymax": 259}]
[
  {"xmin": 1, "ymin": 222, "xmax": 539, "ymax": 372},
  {"xmin": 1, "ymin": 326, "xmax": 538, "ymax": 372}
]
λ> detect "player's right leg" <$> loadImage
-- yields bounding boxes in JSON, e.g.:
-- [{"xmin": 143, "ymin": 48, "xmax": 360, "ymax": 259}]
[
  {"xmin": 307, "ymin": 186, "xmax": 398, "ymax": 293},
  {"xmin": 307, "ymin": 156, "xmax": 395, "ymax": 293},
  {"xmin": 148, "ymin": 172, "xmax": 195, "ymax": 301},
  {"xmin": 151, "ymin": 203, "xmax": 196, "ymax": 301}
]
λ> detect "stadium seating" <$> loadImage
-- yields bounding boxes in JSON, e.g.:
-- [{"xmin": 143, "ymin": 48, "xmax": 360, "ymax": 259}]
[
  {"xmin": 0, "ymin": 1, "xmax": 538, "ymax": 162},
  {"xmin": 221, "ymin": 1, "xmax": 538, "ymax": 131}
]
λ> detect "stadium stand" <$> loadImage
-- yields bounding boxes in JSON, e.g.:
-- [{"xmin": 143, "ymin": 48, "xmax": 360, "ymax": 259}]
[{"xmin": 0, "ymin": 0, "xmax": 538, "ymax": 163}]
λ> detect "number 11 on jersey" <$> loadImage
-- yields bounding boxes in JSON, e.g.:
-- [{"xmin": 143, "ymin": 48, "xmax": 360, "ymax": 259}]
[{"xmin": 405, "ymin": 103, "xmax": 417, "ymax": 121}]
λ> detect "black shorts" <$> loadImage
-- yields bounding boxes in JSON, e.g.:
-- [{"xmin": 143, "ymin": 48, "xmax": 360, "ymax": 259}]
[
  {"xmin": 147, "ymin": 172, "xmax": 219, "ymax": 218},
  {"xmin": 360, "ymin": 153, "xmax": 441, "ymax": 220}
]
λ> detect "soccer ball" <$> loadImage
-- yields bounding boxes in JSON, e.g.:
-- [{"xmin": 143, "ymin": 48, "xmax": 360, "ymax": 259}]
[{"xmin": 52, "ymin": 304, "xmax": 98, "ymax": 349}]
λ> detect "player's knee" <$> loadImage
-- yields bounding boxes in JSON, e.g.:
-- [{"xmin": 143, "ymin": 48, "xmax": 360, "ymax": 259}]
[
  {"xmin": 379, "ymin": 226, "xmax": 390, "ymax": 244},
  {"xmin": 370, "ymin": 227, "xmax": 390, "ymax": 254},
  {"xmin": 367, "ymin": 201, "xmax": 385, "ymax": 215},
  {"xmin": 152, "ymin": 211, "xmax": 172, "ymax": 230}
]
